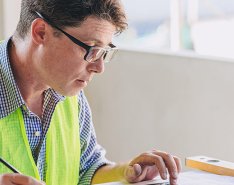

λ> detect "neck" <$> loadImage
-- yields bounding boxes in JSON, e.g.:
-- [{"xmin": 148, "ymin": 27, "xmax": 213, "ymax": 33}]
[{"xmin": 9, "ymin": 37, "xmax": 48, "ymax": 118}]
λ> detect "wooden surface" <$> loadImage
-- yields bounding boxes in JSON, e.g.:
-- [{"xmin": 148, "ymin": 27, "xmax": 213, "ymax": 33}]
[{"xmin": 186, "ymin": 156, "xmax": 234, "ymax": 176}]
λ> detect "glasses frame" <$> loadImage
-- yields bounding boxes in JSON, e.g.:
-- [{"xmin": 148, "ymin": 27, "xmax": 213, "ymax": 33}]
[{"xmin": 34, "ymin": 11, "xmax": 117, "ymax": 63}]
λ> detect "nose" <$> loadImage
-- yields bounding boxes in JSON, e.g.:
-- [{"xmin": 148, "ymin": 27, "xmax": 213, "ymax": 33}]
[{"xmin": 87, "ymin": 58, "xmax": 105, "ymax": 74}]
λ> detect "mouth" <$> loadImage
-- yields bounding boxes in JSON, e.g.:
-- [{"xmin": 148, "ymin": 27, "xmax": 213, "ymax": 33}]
[{"xmin": 76, "ymin": 79, "xmax": 88, "ymax": 87}]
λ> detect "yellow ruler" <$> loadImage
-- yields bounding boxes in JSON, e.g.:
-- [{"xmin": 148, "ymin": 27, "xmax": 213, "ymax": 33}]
[{"xmin": 185, "ymin": 156, "xmax": 234, "ymax": 176}]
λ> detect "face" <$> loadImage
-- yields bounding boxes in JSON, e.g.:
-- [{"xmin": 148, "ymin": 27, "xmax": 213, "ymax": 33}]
[{"xmin": 34, "ymin": 16, "xmax": 116, "ymax": 96}]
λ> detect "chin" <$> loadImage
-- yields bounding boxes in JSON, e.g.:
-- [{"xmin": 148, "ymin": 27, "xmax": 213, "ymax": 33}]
[
  {"xmin": 62, "ymin": 88, "xmax": 83, "ymax": 97},
  {"xmin": 56, "ymin": 82, "xmax": 85, "ymax": 96}
]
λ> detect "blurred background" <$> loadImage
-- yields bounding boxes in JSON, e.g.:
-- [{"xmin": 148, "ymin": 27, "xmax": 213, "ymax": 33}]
[
  {"xmin": 1, "ymin": 0, "xmax": 234, "ymax": 59},
  {"xmin": 1, "ymin": 0, "xmax": 234, "ymax": 170},
  {"xmin": 116, "ymin": 0, "xmax": 234, "ymax": 59}
]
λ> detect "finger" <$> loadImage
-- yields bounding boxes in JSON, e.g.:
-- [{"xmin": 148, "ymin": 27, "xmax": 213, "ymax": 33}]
[
  {"xmin": 169, "ymin": 175, "xmax": 178, "ymax": 185},
  {"xmin": 11, "ymin": 174, "xmax": 31, "ymax": 184},
  {"xmin": 144, "ymin": 165, "xmax": 158, "ymax": 180},
  {"xmin": 133, "ymin": 164, "xmax": 142, "ymax": 176},
  {"xmin": 11, "ymin": 174, "xmax": 45, "ymax": 185},
  {"xmin": 136, "ymin": 166, "xmax": 156, "ymax": 181},
  {"xmin": 152, "ymin": 151, "xmax": 178, "ymax": 179},
  {"xmin": 129, "ymin": 153, "xmax": 168, "ymax": 180},
  {"xmin": 127, "ymin": 163, "xmax": 142, "ymax": 179},
  {"xmin": 173, "ymin": 156, "xmax": 182, "ymax": 173},
  {"xmin": 125, "ymin": 164, "xmax": 141, "ymax": 182},
  {"xmin": 0, "ymin": 173, "xmax": 14, "ymax": 184},
  {"xmin": 127, "ymin": 165, "xmax": 154, "ymax": 183}
]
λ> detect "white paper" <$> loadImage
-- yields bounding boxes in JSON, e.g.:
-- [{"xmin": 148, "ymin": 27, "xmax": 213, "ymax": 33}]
[
  {"xmin": 177, "ymin": 171, "xmax": 234, "ymax": 185},
  {"xmin": 95, "ymin": 177, "xmax": 168, "ymax": 185},
  {"xmin": 96, "ymin": 170, "xmax": 234, "ymax": 185}
]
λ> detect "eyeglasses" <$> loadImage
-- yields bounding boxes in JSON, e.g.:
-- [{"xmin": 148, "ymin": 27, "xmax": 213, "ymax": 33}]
[{"xmin": 34, "ymin": 11, "xmax": 118, "ymax": 63}]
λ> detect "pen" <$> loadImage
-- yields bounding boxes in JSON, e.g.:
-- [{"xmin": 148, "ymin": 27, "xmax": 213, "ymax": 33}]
[{"xmin": 0, "ymin": 157, "xmax": 20, "ymax": 173}]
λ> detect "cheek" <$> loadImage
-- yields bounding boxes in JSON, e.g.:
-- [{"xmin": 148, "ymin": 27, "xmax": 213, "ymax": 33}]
[
  {"xmin": 75, "ymin": 47, "xmax": 86, "ymax": 61},
  {"xmin": 41, "ymin": 42, "xmax": 87, "ymax": 75},
  {"xmin": 53, "ymin": 58, "xmax": 87, "ymax": 80}
]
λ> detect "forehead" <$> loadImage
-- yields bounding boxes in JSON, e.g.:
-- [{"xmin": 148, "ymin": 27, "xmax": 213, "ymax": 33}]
[{"xmin": 67, "ymin": 16, "xmax": 116, "ymax": 45}]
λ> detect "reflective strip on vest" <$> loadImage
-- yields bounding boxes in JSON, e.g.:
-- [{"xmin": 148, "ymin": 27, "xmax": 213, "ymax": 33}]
[{"xmin": 0, "ymin": 96, "xmax": 80, "ymax": 185}]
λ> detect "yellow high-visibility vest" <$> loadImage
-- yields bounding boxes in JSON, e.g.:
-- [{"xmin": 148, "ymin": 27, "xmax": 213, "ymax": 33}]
[{"xmin": 0, "ymin": 96, "xmax": 80, "ymax": 185}]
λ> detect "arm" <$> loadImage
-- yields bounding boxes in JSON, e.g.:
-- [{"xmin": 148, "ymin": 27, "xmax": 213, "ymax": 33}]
[
  {"xmin": 78, "ymin": 91, "xmax": 114, "ymax": 184},
  {"xmin": 91, "ymin": 163, "xmax": 127, "ymax": 184},
  {"xmin": 92, "ymin": 150, "xmax": 181, "ymax": 185}
]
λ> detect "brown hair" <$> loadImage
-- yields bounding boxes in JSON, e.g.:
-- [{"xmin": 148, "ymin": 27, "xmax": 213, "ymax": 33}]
[{"xmin": 16, "ymin": 0, "xmax": 127, "ymax": 38}]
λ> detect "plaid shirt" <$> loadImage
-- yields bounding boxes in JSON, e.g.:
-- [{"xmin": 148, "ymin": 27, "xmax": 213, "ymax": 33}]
[{"xmin": 0, "ymin": 38, "xmax": 111, "ymax": 184}]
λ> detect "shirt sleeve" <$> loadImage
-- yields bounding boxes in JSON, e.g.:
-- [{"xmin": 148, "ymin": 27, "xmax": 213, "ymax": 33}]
[{"xmin": 78, "ymin": 91, "xmax": 114, "ymax": 184}]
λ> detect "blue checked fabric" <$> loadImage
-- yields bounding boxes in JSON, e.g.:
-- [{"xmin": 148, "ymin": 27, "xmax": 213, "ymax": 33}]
[{"xmin": 0, "ymin": 38, "xmax": 112, "ymax": 184}]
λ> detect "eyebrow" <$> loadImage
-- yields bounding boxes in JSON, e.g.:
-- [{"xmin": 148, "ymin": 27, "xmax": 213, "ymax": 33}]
[{"xmin": 81, "ymin": 39, "xmax": 113, "ymax": 48}]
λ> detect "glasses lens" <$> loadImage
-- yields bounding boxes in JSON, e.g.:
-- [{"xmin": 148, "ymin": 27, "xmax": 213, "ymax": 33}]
[
  {"xmin": 103, "ymin": 49, "xmax": 118, "ymax": 63},
  {"xmin": 85, "ymin": 48, "xmax": 104, "ymax": 62},
  {"xmin": 86, "ymin": 47, "xmax": 118, "ymax": 63}
]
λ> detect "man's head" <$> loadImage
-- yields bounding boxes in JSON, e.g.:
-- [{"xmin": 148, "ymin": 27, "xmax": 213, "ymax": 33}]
[
  {"xmin": 12, "ymin": 0, "xmax": 127, "ymax": 96},
  {"xmin": 16, "ymin": 0, "xmax": 127, "ymax": 38}
]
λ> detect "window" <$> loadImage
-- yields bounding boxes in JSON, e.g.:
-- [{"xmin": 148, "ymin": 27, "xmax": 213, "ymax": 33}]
[{"xmin": 115, "ymin": 0, "xmax": 234, "ymax": 59}]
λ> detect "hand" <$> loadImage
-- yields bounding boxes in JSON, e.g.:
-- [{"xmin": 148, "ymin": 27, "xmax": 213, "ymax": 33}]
[
  {"xmin": 124, "ymin": 149, "xmax": 181, "ymax": 185},
  {"xmin": 0, "ymin": 173, "xmax": 45, "ymax": 185}
]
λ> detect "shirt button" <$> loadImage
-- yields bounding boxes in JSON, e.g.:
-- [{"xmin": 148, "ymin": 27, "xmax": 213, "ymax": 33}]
[{"xmin": 35, "ymin": 131, "xmax": 41, "ymax": 137}]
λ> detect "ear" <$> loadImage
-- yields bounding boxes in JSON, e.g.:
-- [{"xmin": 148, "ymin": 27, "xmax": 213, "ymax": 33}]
[{"xmin": 31, "ymin": 18, "xmax": 50, "ymax": 45}]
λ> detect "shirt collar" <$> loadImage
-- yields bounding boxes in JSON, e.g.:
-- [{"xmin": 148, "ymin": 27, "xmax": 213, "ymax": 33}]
[
  {"xmin": 0, "ymin": 38, "xmax": 25, "ymax": 119},
  {"xmin": 0, "ymin": 38, "xmax": 65, "ymax": 119}
]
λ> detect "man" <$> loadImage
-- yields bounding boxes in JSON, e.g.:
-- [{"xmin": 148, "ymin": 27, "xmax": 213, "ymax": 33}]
[{"xmin": 0, "ymin": 0, "xmax": 181, "ymax": 184}]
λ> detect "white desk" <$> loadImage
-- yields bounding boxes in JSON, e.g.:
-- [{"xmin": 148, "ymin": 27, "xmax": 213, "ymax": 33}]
[{"xmin": 96, "ymin": 171, "xmax": 234, "ymax": 185}]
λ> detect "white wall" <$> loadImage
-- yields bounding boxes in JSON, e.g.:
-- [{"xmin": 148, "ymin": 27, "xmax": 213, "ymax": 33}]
[
  {"xmin": 0, "ymin": 0, "xmax": 3, "ymax": 39},
  {"xmin": 85, "ymin": 50, "xmax": 234, "ymax": 169},
  {"xmin": 2, "ymin": 0, "xmax": 21, "ymax": 38}
]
